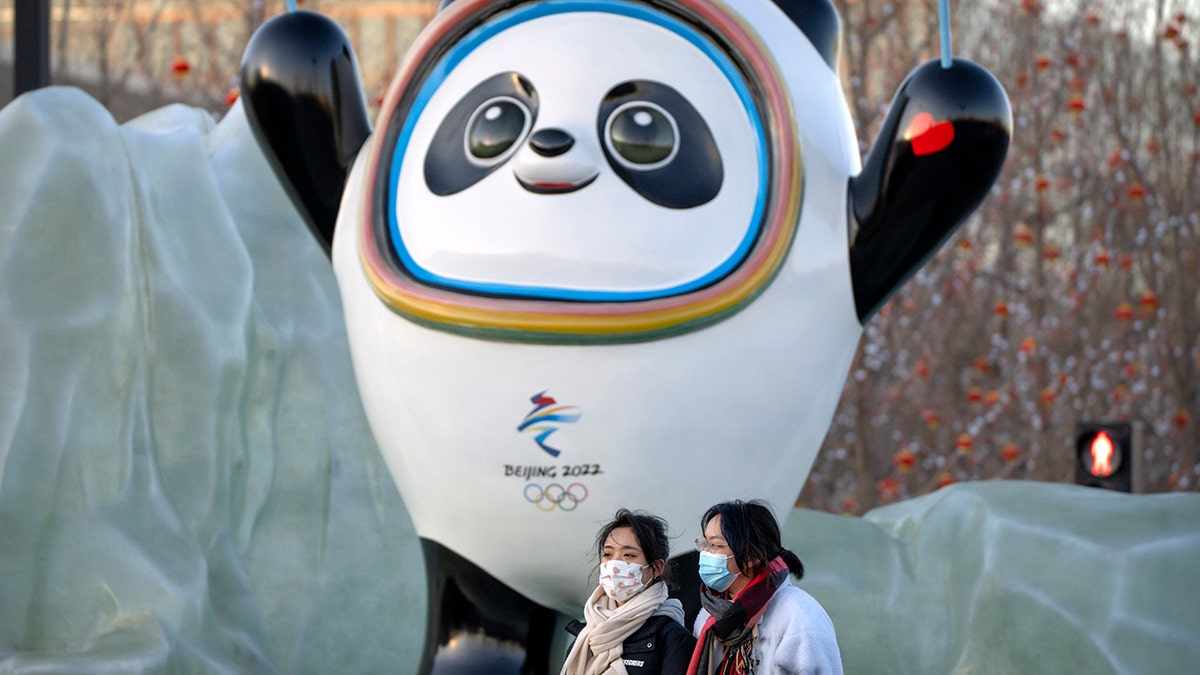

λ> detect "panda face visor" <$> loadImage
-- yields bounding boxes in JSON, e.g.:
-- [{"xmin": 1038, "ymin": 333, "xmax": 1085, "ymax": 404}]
[{"xmin": 358, "ymin": 0, "xmax": 802, "ymax": 344}]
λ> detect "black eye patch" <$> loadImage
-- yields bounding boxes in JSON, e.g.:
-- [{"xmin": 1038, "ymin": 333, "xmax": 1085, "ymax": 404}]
[
  {"xmin": 598, "ymin": 81, "xmax": 722, "ymax": 209},
  {"xmin": 425, "ymin": 72, "xmax": 538, "ymax": 195}
]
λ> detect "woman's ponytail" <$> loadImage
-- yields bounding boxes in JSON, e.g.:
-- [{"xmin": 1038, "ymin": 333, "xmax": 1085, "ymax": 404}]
[{"xmin": 780, "ymin": 548, "xmax": 805, "ymax": 579}]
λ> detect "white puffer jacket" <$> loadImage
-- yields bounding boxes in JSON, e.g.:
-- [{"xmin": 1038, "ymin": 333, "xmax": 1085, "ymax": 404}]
[{"xmin": 693, "ymin": 577, "xmax": 843, "ymax": 675}]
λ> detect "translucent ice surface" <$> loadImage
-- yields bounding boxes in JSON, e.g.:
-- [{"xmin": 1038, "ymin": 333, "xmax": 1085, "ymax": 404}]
[
  {"xmin": 790, "ymin": 481, "xmax": 1200, "ymax": 675},
  {"xmin": 1, "ymin": 88, "xmax": 1196, "ymax": 674},
  {"xmin": 0, "ymin": 88, "xmax": 424, "ymax": 673}
]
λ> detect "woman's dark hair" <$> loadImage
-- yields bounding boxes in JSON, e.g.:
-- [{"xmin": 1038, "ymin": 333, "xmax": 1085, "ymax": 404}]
[
  {"xmin": 701, "ymin": 499, "xmax": 804, "ymax": 579},
  {"xmin": 595, "ymin": 508, "xmax": 674, "ymax": 587}
]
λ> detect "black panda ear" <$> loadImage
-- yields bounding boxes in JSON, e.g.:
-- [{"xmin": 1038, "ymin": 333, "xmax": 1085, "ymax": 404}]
[
  {"xmin": 768, "ymin": 0, "xmax": 841, "ymax": 70},
  {"xmin": 848, "ymin": 58, "xmax": 1012, "ymax": 323},
  {"xmin": 240, "ymin": 11, "xmax": 371, "ymax": 258}
]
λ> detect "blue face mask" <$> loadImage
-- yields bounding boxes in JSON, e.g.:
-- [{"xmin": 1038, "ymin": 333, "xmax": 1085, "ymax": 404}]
[{"xmin": 698, "ymin": 550, "xmax": 738, "ymax": 592}]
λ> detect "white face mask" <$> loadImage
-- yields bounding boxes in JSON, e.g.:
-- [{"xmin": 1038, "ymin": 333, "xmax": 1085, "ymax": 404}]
[{"xmin": 598, "ymin": 560, "xmax": 646, "ymax": 602}]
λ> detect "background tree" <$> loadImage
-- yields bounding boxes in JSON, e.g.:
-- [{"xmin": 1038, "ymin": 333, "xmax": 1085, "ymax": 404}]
[{"xmin": 804, "ymin": 0, "xmax": 1199, "ymax": 514}]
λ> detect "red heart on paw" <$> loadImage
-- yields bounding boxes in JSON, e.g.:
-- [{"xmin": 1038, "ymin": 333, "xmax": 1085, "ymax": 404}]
[{"xmin": 905, "ymin": 112, "xmax": 955, "ymax": 156}]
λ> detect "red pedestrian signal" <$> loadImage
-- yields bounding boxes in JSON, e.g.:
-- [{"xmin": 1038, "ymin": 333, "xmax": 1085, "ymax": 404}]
[
  {"xmin": 1084, "ymin": 431, "xmax": 1118, "ymax": 477},
  {"xmin": 1074, "ymin": 422, "xmax": 1140, "ymax": 492}
]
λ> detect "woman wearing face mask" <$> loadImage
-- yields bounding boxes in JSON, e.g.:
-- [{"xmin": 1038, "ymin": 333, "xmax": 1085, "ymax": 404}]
[
  {"xmin": 689, "ymin": 500, "xmax": 842, "ymax": 675},
  {"xmin": 562, "ymin": 508, "xmax": 696, "ymax": 675}
]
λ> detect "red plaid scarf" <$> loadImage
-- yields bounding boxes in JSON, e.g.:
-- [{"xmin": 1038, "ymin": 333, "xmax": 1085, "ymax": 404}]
[{"xmin": 686, "ymin": 556, "xmax": 790, "ymax": 675}]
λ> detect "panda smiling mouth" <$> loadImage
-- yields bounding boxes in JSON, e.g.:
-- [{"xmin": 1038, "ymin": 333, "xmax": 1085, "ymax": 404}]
[{"xmin": 515, "ymin": 173, "xmax": 598, "ymax": 195}]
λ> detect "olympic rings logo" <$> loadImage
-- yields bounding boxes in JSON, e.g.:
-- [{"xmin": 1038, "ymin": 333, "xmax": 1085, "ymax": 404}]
[{"xmin": 524, "ymin": 482, "xmax": 589, "ymax": 512}]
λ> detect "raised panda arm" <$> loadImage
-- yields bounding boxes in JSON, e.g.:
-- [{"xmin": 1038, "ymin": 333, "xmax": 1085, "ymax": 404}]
[
  {"xmin": 239, "ymin": 10, "xmax": 372, "ymax": 257},
  {"xmin": 848, "ymin": 58, "xmax": 1012, "ymax": 323}
]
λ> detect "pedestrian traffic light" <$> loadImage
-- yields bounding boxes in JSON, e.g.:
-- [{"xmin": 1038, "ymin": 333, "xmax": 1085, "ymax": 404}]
[{"xmin": 1074, "ymin": 421, "xmax": 1141, "ymax": 492}]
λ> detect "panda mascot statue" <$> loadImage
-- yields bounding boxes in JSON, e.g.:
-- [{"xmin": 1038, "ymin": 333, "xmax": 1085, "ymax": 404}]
[{"xmin": 239, "ymin": 0, "xmax": 1010, "ymax": 671}]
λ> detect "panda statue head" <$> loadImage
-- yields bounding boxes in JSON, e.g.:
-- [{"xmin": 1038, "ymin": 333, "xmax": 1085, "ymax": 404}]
[
  {"xmin": 353, "ymin": 0, "xmax": 836, "ymax": 345},
  {"xmin": 241, "ymin": 0, "xmax": 1010, "ymax": 630}
]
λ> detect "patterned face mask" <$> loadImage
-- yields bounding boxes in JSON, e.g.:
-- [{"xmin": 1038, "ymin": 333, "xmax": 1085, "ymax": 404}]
[{"xmin": 598, "ymin": 560, "xmax": 645, "ymax": 602}]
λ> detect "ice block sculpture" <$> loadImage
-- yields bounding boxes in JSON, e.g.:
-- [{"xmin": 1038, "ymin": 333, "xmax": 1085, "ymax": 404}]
[
  {"xmin": 790, "ymin": 481, "xmax": 1200, "ymax": 674},
  {"xmin": 0, "ymin": 87, "xmax": 424, "ymax": 673}
]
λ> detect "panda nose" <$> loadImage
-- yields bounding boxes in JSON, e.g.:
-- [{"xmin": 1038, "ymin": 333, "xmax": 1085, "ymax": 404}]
[{"xmin": 529, "ymin": 129, "xmax": 575, "ymax": 157}]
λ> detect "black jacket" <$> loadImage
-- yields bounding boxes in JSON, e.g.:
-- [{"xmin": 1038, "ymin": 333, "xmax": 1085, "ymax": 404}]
[{"xmin": 565, "ymin": 614, "xmax": 696, "ymax": 675}]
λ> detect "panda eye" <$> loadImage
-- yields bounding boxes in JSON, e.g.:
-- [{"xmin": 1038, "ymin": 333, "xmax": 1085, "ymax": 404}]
[
  {"xmin": 466, "ymin": 96, "xmax": 531, "ymax": 166},
  {"xmin": 605, "ymin": 101, "xmax": 679, "ymax": 170}
]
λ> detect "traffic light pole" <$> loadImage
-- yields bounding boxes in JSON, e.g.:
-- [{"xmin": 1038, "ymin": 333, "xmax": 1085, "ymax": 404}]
[{"xmin": 13, "ymin": 0, "xmax": 51, "ymax": 97}]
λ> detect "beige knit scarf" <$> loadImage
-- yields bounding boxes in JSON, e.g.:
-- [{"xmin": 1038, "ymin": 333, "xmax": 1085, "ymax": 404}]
[{"xmin": 560, "ymin": 580, "xmax": 671, "ymax": 675}]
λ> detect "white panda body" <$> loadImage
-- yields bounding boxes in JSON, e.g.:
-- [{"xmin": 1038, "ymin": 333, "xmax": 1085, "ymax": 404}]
[{"xmin": 331, "ymin": 0, "xmax": 863, "ymax": 613}]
